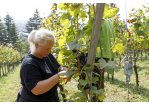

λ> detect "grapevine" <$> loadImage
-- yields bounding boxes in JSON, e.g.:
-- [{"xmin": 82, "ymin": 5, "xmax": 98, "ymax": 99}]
[{"xmin": 40, "ymin": 3, "xmax": 125, "ymax": 102}]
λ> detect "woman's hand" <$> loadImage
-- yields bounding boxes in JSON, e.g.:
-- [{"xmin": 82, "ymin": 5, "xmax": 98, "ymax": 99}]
[
  {"xmin": 58, "ymin": 66, "xmax": 78, "ymax": 79},
  {"xmin": 58, "ymin": 70, "xmax": 67, "ymax": 77}
]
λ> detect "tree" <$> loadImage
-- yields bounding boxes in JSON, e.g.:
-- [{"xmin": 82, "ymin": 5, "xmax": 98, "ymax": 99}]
[
  {"xmin": 25, "ymin": 18, "xmax": 33, "ymax": 33},
  {"xmin": 0, "ymin": 16, "xmax": 7, "ymax": 43},
  {"xmin": 10, "ymin": 23, "xmax": 19, "ymax": 47},
  {"xmin": 25, "ymin": 9, "xmax": 42, "ymax": 33},
  {"xmin": 4, "ymin": 13, "xmax": 13, "ymax": 41},
  {"xmin": 4, "ymin": 13, "xmax": 19, "ymax": 46}
]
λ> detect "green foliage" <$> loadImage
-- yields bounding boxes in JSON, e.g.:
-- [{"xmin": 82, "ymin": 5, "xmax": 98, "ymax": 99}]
[
  {"xmin": 79, "ymin": 79, "xmax": 87, "ymax": 86},
  {"xmin": 66, "ymin": 40, "xmax": 83, "ymax": 50},
  {"xmin": 103, "ymin": 4, "xmax": 118, "ymax": 18},
  {"xmin": 60, "ymin": 19, "xmax": 69, "ymax": 28},
  {"xmin": 98, "ymin": 58, "xmax": 107, "ymax": 69},
  {"xmin": 99, "ymin": 58, "xmax": 119, "ymax": 75},
  {"xmin": 0, "ymin": 43, "xmax": 21, "ymax": 65},
  {"xmin": 111, "ymin": 4, "xmax": 149, "ymax": 89},
  {"xmin": 92, "ymin": 77, "xmax": 99, "ymax": 83},
  {"xmin": 66, "ymin": 70, "xmax": 74, "ymax": 76},
  {"xmin": 124, "ymin": 5, "xmax": 149, "ymax": 51}
]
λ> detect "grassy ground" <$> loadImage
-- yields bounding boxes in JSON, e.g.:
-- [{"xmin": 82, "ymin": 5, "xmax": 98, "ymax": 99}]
[
  {"xmin": 102, "ymin": 53, "xmax": 149, "ymax": 102},
  {"xmin": 103, "ymin": 60, "xmax": 149, "ymax": 102},
  {"xmin": 0, "ymin": 64, "xmax": 22, "ymax": 102},
  {"xmin": 0, "ymin": 57, "xmax": 149, "ymax": 102}
]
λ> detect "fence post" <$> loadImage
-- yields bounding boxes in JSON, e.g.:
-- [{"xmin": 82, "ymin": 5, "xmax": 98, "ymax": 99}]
[
  {"xmin": 0, "ymin": 66, "xmax": 1, "ymax": 77},
  {"xmin": 2, "ymin": 64, "xmax": 4, "ymax": 76}
]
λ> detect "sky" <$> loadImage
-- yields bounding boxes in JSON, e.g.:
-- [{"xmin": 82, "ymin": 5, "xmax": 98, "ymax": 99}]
[
  {"xmin": 0, "ymin": 1, "xmax": 53, "ymax": 20},
  {"xmin": 0, "ymin": 0, "xmax": 148, "ymax": 21}
]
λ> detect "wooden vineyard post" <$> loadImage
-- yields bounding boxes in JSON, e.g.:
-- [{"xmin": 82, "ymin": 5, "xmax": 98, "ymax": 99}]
[
  {"xmin": 86, "ymin": 3, "xmax": 105, "ymax": 73},
  {"xmin": 86, "ymin": 3, "xmax": 105, "ymax": 102}
]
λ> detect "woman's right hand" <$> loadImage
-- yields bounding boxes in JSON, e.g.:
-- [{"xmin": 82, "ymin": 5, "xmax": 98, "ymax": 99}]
[{"xmin": 58, "ymin": 70, "xmax": 67, "ymax": 76}]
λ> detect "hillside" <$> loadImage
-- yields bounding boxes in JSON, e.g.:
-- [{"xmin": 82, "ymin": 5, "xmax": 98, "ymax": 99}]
[{"xmin": 14, "ymin": 20, "xmax": 27, "ymax": 32}]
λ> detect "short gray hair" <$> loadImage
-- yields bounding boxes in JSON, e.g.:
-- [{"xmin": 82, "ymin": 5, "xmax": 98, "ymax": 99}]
[{"xmin": 28, "ymin": 29, "xmax": 56, "ymax": 53}]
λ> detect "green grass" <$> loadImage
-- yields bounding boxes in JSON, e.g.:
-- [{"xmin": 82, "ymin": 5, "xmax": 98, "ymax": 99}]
[
  {"xmin": 0, "ymin": 64, "xmax": 22, "ymax": 102},
  {"xmin": 103, "ymin": 56, "xmax": 149, "ymax": 102},
  {"xmin": 103, "ymin": 54, "xmax": 149, "ymax": 102}
]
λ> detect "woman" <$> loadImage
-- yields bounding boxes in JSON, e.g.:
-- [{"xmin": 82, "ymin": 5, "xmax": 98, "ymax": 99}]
[{"xmin": 16, "ymin": 29, "xmax": 67, "ymax": 102}]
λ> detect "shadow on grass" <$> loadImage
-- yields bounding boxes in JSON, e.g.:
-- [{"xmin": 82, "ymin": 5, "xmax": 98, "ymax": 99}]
[{"xmin": 105, "ymin": 76, "xmax": 149, "ymax": 100}]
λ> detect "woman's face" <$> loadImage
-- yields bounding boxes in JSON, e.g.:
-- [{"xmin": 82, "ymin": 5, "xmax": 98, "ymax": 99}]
[{"xmin": 36, "ymin": 41, "xmax": 54, "ymax": 59}]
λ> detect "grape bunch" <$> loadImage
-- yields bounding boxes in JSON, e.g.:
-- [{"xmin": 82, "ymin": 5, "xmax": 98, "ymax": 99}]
[{"xmin": 72, "ymin": 50, "xmax": 101, "ymax": 90}]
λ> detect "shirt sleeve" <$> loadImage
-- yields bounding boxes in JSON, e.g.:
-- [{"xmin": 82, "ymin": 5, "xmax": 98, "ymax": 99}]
[{"xmin": 21, "ymin": 64, "xmax": 42, "ymax": 91}]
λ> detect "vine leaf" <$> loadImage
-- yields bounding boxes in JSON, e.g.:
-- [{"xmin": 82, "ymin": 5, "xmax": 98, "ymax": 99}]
[
  {"xmin": 92, "ymin": 77, "xmax": 99, "ymax": 83},
  {"xmin": 116, "ymin": 43, "xmax": 124, "ymax": 57},
  {"xmin": 91, "ymin": 86, "xmax": 98, "ymax": 94},
  {"xmin": 58, "ymin": 35, "xmax": 66, "ymax": 47},
  {"xmin": 108, "ymin": 61, "xmax": 115, "ymax": 66},
  {"xmin": 98, "ymin": 89, "xmax": 106, "ymax": 101},
  {"xmin": 84, "ymin": 20, "xmax": 93, "ymax": 36},
  {"xmin": 66, "ymin": 40, "xmax": 77, "ymax": 50},
  {"xmin": 70, "ymin": 5, "xmax": 80, "ymax": 16},
  {"xmin": 58, "ymin": 3, "xmax": 65, "ymax": 9},
  {"xmin": 62, "ymin": 54, "xmax": 75, "ymax": 63},
  {"xmin": 84, "ymin": 28, "xmax": 92, "ymax": 36},
  {"xmin": 75, "ymin": 92, "xmax": 84, "ymax": 97},
  {"xmin": 80, "ymin": 10, "xmax": 87, "ymax": 22},
  {"xmin": 58, "ymin": 3, "xmax": 68, "ymax": 11},
  {"xmin": 66, "ymin": 70, "xmax": 74, "ymax": 76},
  {"xmin": 89, "ymin": 5, "xmax": 94, "ymax": 19},
  {"xmin": 73, "ymin": 73, "xmax": 80, "ymax": 79},
  {"xmin": 76, "ymin": 41, "xmax": 83, "ymax": 49},
  {"xmin": 98, "ymin": 58, "xmax": 107, "ymax": 69},
  {"xmin": 75, "ymin": 29, "xmax": 83, "ymax": 40},
  {"xmin": 105, "ymin": 63, "xmax": 114, "ymax": 75},
  {"xmin": 105, "ymin": 61, "xmax": 119, "ymax": 74},
  {"xmin": 103, "ymin": 3, "xmax": 118, "ymax": 18},
  {"xmin": 106, "ymin": 61, "xmax": 114, "ymax": 74},
  {"xmin": 112, "ymin": 43, "xmax": 124, "ymax": 57},
  {"xmin": 79, "ymin": 79, "xmax": 87, "ymax": 86},
  {"xmin": 66, "ymin": 40, "xmax": 83, "ymax": 50},
  {"xmin": 60, "ymin": 19, "xmax": 69, "ymax": 28}
]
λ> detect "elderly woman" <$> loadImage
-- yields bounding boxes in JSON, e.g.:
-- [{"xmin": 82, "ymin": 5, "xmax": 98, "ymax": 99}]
[{"xmin": 16, "ymin": 29, "xmax": 67, "ymax": 102}]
